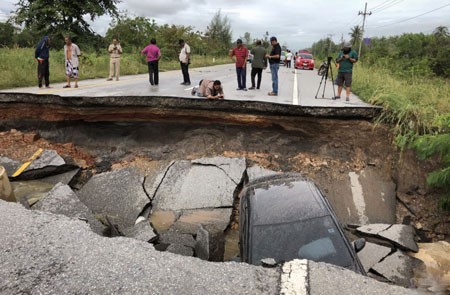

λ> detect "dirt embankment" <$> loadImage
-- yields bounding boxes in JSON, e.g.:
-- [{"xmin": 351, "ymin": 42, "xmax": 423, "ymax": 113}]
[{"xmin": 0, "ymin": 117, "xmax": 448, "ymax": 241}]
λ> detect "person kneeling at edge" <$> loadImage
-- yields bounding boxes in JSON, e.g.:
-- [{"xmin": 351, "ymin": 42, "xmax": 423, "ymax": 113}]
[{"xmin": 191, "ymin": 79, "xmax": 224, "ymax": 100}]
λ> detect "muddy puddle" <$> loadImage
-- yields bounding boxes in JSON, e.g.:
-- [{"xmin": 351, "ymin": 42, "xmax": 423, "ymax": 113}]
[{"xmin": 412, "ymin": 242, "xmax": 450, "ymax": 294}]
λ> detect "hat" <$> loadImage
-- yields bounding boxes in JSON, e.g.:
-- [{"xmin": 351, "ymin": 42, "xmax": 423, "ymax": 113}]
[
  {"xmin": 236, "ymin": 39, "xmax": 243, "ymax": 44},
  {"xmin": 270, "ymin": 36, "xmax": 277, "ymax": 42},
  {"xmin": 343, "ymin": 42, "xmax": 352, "ymax": 48}
]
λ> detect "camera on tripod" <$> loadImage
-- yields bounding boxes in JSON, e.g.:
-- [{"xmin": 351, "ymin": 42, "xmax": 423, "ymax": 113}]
[{"xmin": 315, "ymin": 56, "xmax": 337, "ymax": 99}]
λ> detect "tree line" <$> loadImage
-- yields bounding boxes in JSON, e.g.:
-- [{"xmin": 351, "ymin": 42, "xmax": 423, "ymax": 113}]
[{"xmin": 312, "ymin": 25, "xmax": 450, "ymax": 79}]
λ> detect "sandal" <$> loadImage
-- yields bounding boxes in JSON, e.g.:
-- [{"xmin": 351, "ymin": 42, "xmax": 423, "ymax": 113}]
[
  {"xmin": 74, "ymin": 85, "xmax": 78, "ymax": 88},
  {"xmin": 63, "ymin": 85, "xmax": 71, "ymax": 88},
  {"xmin": 268, "ymin": 92, "xmax": 277, "ymax": 96}
]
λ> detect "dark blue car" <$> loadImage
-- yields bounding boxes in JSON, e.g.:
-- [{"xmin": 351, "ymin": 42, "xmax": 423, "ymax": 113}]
[{"xmin": 239, "ymin": 173, "xmax": 366, "ymax": 274}]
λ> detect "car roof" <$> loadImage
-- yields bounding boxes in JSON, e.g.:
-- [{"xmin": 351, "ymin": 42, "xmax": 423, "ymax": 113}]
[{"xmin": 243, "ymin": 173, "xmax": 331, "ymax": 226}]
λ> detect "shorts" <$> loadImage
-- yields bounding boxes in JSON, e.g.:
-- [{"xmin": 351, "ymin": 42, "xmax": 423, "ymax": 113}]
[
  {"xmin": 336, "ymin": 72, "xmax": 352, "ymax": 87},
  {"xmin": 66, "ymin": 60, "xmax": 79, "ymax": 78}
]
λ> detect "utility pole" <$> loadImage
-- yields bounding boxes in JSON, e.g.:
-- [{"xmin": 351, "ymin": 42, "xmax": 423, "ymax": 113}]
[
  {"xmin": 358, "ymin": 2, "xmax": 372, "ymax": 59},
  {"xmin": 327, "ymin": 34, "xmax": 333, "ymax": 56}
]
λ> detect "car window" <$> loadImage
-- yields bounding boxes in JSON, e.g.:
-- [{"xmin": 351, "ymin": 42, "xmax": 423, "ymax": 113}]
[
  {"xmin": 250, "ymin": 216, "xmax": 353, "ymax": 267},
  {"xmin": 300, "ymin": 54, "xmax": 313, "ymax": 59}
]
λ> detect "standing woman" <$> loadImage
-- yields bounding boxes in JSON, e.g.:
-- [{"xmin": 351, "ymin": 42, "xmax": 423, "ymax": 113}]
[
  {"xmin": 63, "ymin": 36, "xmax": 81, "ymax": 88},
  {"xmin": 35, "ymin": 36, "xmax": 51, "ymax": 88},
  {"xmin": 141, "ymin": 38, "xmax": 161, "ymax": 86}
]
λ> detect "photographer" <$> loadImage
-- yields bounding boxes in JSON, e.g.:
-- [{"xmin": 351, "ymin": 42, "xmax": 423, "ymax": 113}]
[
  {"xmin": 107, "ymin": 38, "xmax": 122, "ymax": 81},
  {"xmin": 335, "ymin": 42, "xmax": 358, "ymax": 101}
]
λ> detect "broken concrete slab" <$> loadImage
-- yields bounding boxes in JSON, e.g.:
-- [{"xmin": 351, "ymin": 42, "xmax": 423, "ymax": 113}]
[
  {"xmin": 149, "ymin": 210, "xmax": 176, "ymax": 233},
  {"xmin": 13, "ymin": 150, "xmax": 78, "ymax": 180},
  {"xmin": 357, "ymin": 224, "xmax": 418, "ymax": 253},
  {"xmin": 77, "ymin": 167, "xmax": 149, "ymax": 230},
  {"xmin": 0, "ymin": 157, "xmax": 20, "ymax": 176},
  {"xmin": 357, "ymin": 242, "xmax": 392, "ymax": 273},
  {"xmin": 195, "ymin": 224, "xmax": 226, "ymax": 262},
  {"xmin": 371, "ymin": 250, "xmax": 425, "ymax": 288},
  {"xmin": 166, "ymin": 244, "xmax": 194, "ymax": 257},
  {"xmin": 246, "ymin": 165, "xmax": 279, "ymax": 183},
  {"xmin": 122, "ymin": 220, "xmax": 157, "ymax": 242},
  {"xmin": 33, "ymin": 182, "xmax": 105, "ymax": 235},
  {"xmin": 40, "ymin": 169, "xmax": 80, "ymax": 186},
  {"xmin": 152, "ymin": 157, "xmax": 246, "ymax": 211},
  {"xmin": 158, "ymin": 230, "xmax": 196, "ymax": 248},
  {"xmin": 378, "ymin": 225, "xmax": 419, "ymax": 253},
  {"xmin": 171, "ymin": 208, "xmax": 232, "ymax": 235}
]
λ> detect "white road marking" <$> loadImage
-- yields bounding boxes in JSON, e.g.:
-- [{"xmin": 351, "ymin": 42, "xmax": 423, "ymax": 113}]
[
  {"xmin": 349, "ymin": 171, "xmax": 369, "ymax": 225},
  {"xmin": 280, "ymin": 259, "xmax": 308, "ymax": 295},
  {"xmin": 292, "ymin": 69, "xmax": 299, "ymax": 105}
]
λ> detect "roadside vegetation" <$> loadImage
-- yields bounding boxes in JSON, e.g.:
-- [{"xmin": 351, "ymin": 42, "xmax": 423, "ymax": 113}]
[{"xmin": 313, "ymin": 26, "xmax": 450, "ymax": 210}]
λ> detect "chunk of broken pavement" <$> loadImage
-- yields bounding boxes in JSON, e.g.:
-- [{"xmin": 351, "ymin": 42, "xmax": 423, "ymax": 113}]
[
  {"xmin": 357, "ymin": 242, "xmax": 392, "ymax": 272},
  {"xmin": 195, "ymin": 224, "xmax": 226, "ymax": 262},
  {"xmin": 357, "ymin": 224, "xmax": 418, "ymax": 252},
  {"xmin": 0, "ymin": 157, "xmax": 20, "ymax": 176},
  {"xmin": 152, "ymin": 157, "xmax": 246, "ymax": 211},
  {"xmin": 33, "ymin": 182, "xmax": 105, "ymax": 235},
  {"xmin": 166, "ymin": 244, "xmax": 194, "ymax": 257},
  {"xmin": 371, "ymin": 250, "xmax": 425, "ymax": 288},
  {"xmin": 77, "ymin": 167, "xmax": 150, "ymax": 231},
  {"xmin": 13, "ymin": 150, "xmax": 78, "ymax": 181}
]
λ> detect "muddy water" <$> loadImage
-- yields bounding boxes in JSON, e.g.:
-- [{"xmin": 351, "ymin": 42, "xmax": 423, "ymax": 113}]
[{"xmin": 411, "ymin": 242, "xmax": 450, "ymax": 294}]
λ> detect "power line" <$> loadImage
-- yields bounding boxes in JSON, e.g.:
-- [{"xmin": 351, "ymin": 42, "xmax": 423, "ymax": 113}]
[
  {"xmin": 371, "ymin": 0, "xmax": 403, "ymax": 13},
  {"xmin": 373, "ymin": 3, "xmax": 450, "ymax": 28},
  {"xmin": 370, "ymin": 0, "xmax": 396, "ymax": 11}
]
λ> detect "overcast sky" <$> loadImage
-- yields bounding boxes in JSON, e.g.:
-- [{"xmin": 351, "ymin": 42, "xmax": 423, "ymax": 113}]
[{"xmin": 1, "ymin": 0, "xmax": 449, "ymax": 50}]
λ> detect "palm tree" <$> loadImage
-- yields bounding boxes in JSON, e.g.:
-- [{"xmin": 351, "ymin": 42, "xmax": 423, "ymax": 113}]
[
  {"xmin": 349, "ymin": 25, "xmax": 363, "ymax": 46},
  {"xmin": 433, "ymin": 26, "xmax": 449, "ymax": 39}
]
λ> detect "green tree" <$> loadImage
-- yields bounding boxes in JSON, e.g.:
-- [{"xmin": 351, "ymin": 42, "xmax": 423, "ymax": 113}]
[
  {"xmin": 0, "ymin": 21, "xmax": 17, "ymax": 47},
  {"xmin": 13, "ymin": 0, "xmax": 119, "ymax": 39},
  {"xmin": 204, "ymin": 10, "xmax": 232, "ymax": 55},
  {"xmin": 349, "ymin": 25, "xmax": 362, "ymax": 48},
  {"xmin": 433, "ymin": 26, "xmax": 449, "ymax": 38},
  {"xmin": 106, "ymin": 16, "xmax": 157, "ymax": 53}
]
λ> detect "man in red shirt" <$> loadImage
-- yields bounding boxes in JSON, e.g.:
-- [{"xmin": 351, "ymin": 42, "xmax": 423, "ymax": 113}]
[{"xmin": 230, "ymin": 39, "xmax": 249, "ymax": 91}]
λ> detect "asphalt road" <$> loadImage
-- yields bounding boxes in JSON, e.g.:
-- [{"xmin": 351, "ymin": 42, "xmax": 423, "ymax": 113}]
[{"xmin": 2, "ymin": 63, "xmax": 372, "ymax": 108}]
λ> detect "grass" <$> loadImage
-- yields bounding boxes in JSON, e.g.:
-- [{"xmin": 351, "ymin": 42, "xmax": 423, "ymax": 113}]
[
  {"xmin": 351, "ymin": 64, "xmax": 450, "ymax": 135},
  {"xmin": 0, "ymin": 48, "xmax": 232, "ymax": 89}
]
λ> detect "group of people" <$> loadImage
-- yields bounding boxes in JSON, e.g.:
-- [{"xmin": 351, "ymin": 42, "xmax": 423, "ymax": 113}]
[
  {"xmin": 229, "ymin": 36, "xmax": 282, "ymax": 96},
  {"xmin": 34, "ymin": 35, "xmax": 358, "ymax": 100}
]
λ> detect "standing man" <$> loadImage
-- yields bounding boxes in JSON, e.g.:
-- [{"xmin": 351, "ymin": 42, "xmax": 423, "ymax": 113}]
[
  {"xmin": 35, "ymin": 35, "xmax": 51, "ymax": 88},
  {"xmin": 63, "ymin": 36, "xmax": 81, "ymax": 88},
  {"xmin": 285, "ymin": 50, "xmax": 293, "ymax": 68},
  {"xmin": 230, "ymin": 39, "xmax": 249, "ymax": 91},
  {"xmin": 335, "ymin": 42, "xmax": 358, "ymax": 101},
  {"xmin": 141, "ymin": 38, "xmax": 161, "ymax": 86},
  {"xmin": 266, "ymin": 36, "xmax": 281, "ymax": 96},
  {"xmin": 179, "ymin": 39, "xmax": 191, "ymax": 85},
  {"xmin": 107, "ymin": 38, "xmax": 122, "ymax": 81},
  {"xmin": 249, "ymin": 40, "xmax": 266, "ymax": 90}
]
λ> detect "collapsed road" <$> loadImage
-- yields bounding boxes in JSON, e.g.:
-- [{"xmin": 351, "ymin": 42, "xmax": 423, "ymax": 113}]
[{"xmin": 0, "ymin": 69, "xmax": 448, "ymax": 294}]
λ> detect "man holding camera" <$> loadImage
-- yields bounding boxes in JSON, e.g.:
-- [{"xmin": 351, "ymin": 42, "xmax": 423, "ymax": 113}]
[
  {"xmin": 335, "ymin": 42, "xmax": 358, "ymax": 101},
  {"xmin": 107, "ymin": 38, "xmax": 122, "ymax": 81}
]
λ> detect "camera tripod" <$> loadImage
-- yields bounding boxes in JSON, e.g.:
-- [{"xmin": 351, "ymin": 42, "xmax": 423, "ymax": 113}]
[{"xmin": 315, "ymin": 56, "xmax": 336, "ymax": 99}]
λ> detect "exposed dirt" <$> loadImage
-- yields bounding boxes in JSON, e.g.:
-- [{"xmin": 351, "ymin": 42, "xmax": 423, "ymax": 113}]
[{"xmin": 0, "ymin": 119, "xmax": 448, "ymax": 242}]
